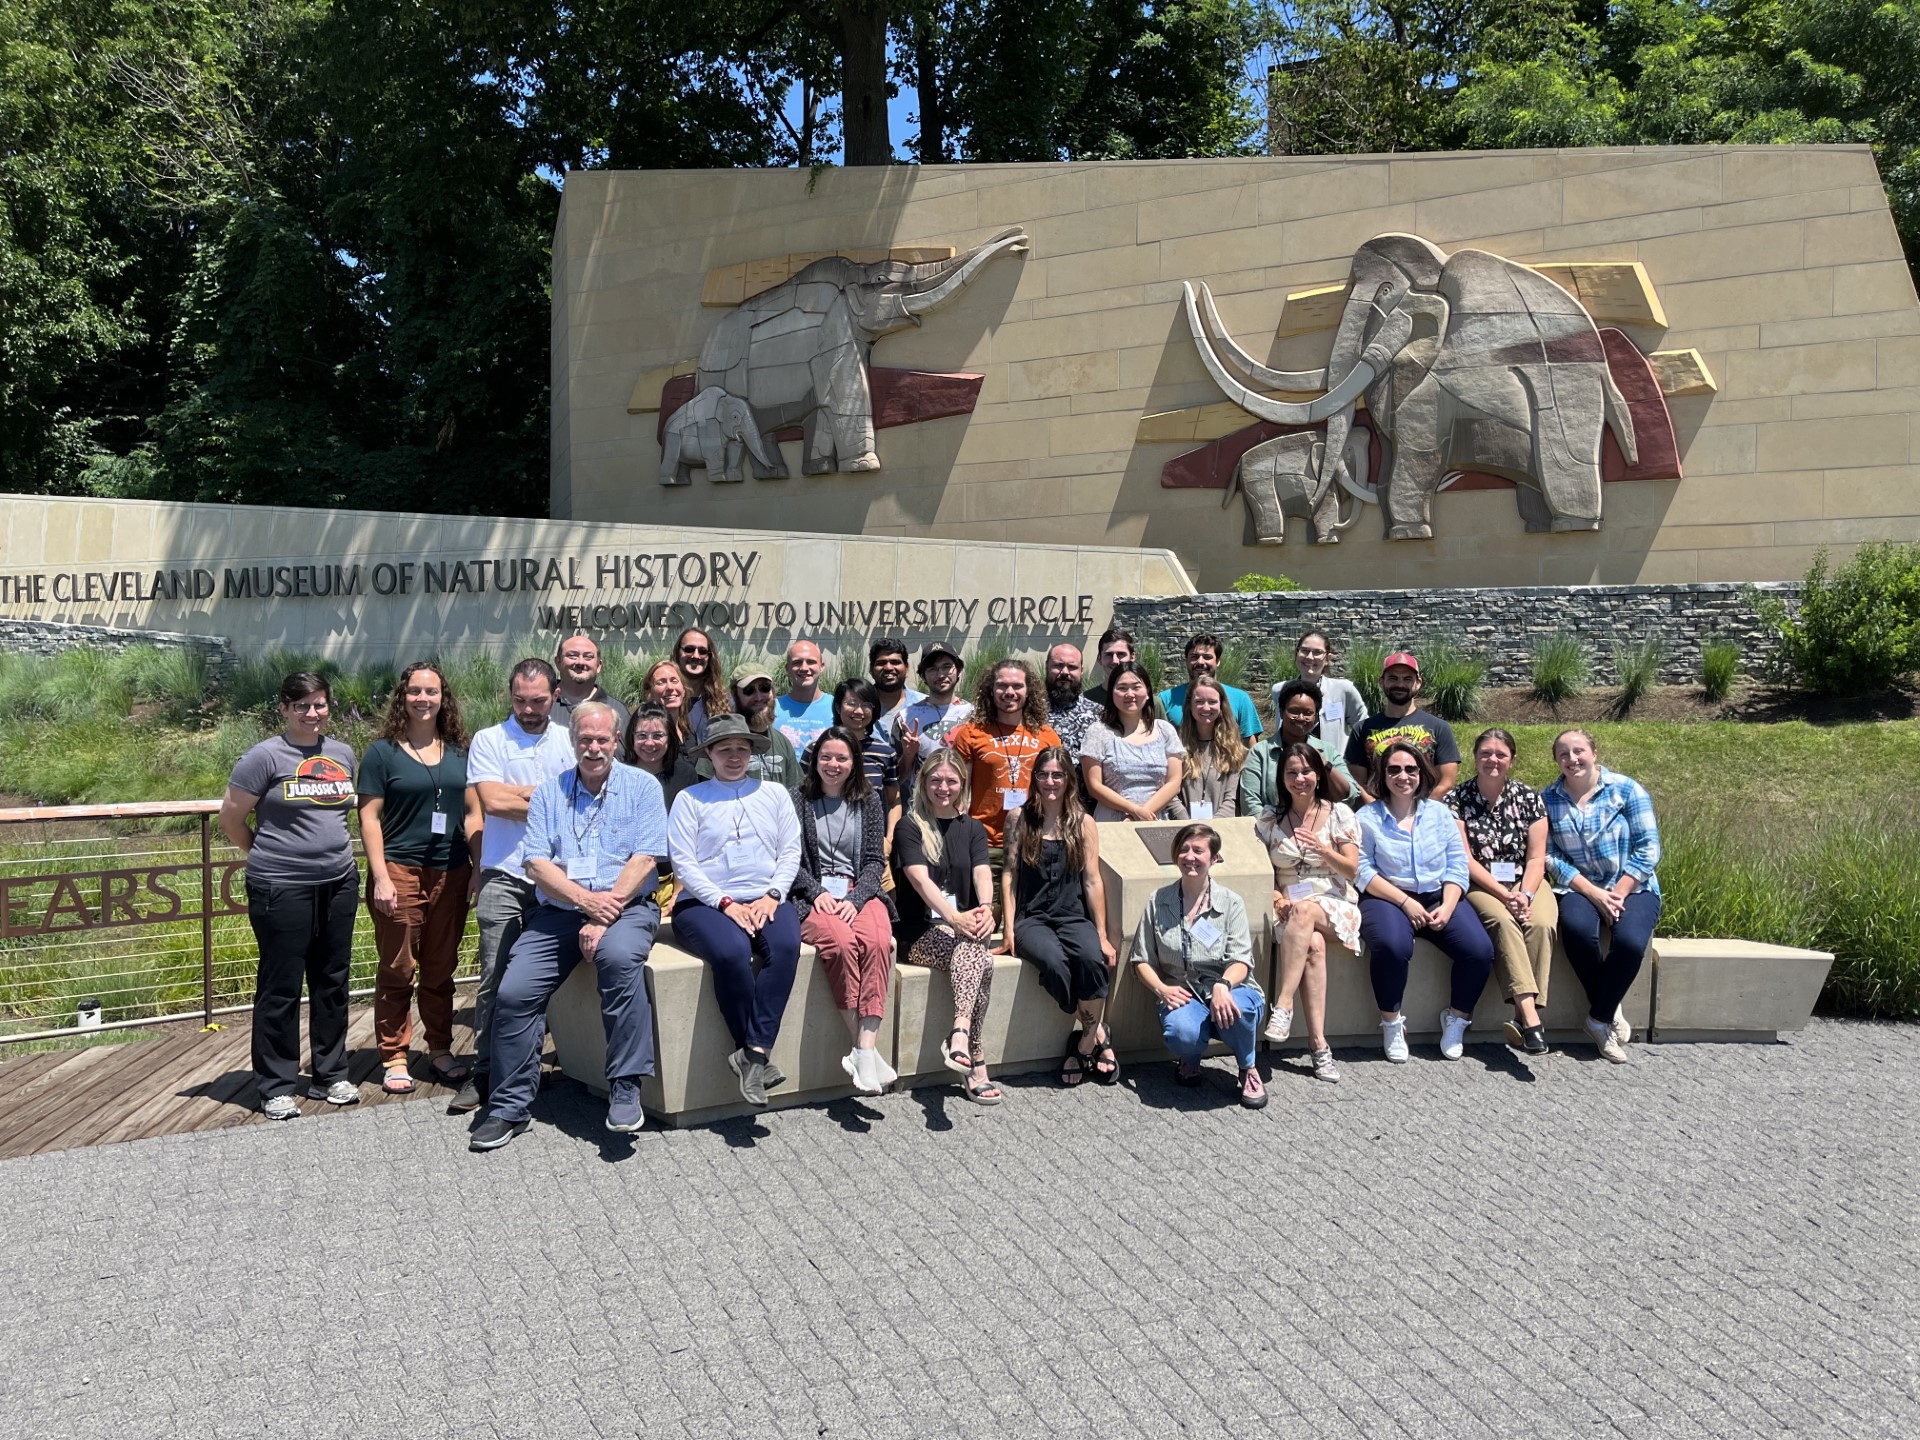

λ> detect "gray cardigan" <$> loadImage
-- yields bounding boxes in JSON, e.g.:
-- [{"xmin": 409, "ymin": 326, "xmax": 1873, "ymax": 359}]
[{"xmin": 788, "ymin": 788, "xmax": 897, "ymax": 923}]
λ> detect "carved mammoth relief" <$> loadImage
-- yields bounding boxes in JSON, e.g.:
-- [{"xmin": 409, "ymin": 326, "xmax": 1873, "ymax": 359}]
[
  {"xmin": 1182, "ymin": 233, "xmax": 1655, "ymax": 540},
  {"xmin": 1230, "ymin": 429, "xmax": 1369, "ymax": 545},
  {"xmin": 659, "ymin": 387, "xmax": 775, "ymax": 486},
  {"xmin": 693, "ymin": 226, "xmax": 1029, "ymax": 478}
]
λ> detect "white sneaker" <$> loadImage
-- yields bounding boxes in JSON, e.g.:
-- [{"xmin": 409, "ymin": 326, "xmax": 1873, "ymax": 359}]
[
  {"xmin": 1439, "ymin": 1010, "xmax": 1471, "ymax": 1060},
  {"xmin": 842, "ymin": 1049, "xmax": 883, "ymax": 1095},
  {"xmin": 307, "ymin": 1080, "xmax": 359, "ymax": 1106},
  {"xmin": 260, "ymin": 1094, "xmax": 299, "ymax": 1121},
  {"xmin": 1263, "ymin": 1004, "xmax": 1293, "ymax": 1044},
  {"xmin": 1380, "ymin": 1017, "xmax": 1409, "ymax": 1063},
  {"xmin": 1310, "ymin": 1048, "xmax": 1341, "ymax": 1083},
  {"xmin": 1586, "ymin": 1016, "xmax": 1628, "ymax": 1064},
  {"xmin": 1611, "ymin": 1006, "xmax": 1632, "ymax": 1047},
  {"xmin": 871, "ymin": 1050, "xmax": 898, "ymax": 1088}
]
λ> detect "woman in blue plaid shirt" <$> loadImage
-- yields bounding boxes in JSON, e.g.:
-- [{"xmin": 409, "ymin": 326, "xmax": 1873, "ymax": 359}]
[{"xmin": 1542, "ymin": 728, "xmax": 1661, "ymax": 1064}]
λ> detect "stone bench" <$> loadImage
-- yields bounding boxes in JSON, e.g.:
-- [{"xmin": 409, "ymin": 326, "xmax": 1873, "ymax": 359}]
[{"xmin": 1645, "ymin": 937, "xmax": 1833, "ymax": 1042}]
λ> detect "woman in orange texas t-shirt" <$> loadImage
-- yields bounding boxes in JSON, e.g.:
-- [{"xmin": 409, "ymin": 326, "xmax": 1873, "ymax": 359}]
[{"xmin": 946, "ymin": 658, "xmax": 1062, "ymax": 854}]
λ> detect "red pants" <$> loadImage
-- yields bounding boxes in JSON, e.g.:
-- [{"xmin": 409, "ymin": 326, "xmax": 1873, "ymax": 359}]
[
  {"xmin": 801, "ymin": 898, "xmax": 895, "ymax": 1021},
  {"xmin": 370, "ymin": 861, "xmax": 472, "ymax": 1063}
]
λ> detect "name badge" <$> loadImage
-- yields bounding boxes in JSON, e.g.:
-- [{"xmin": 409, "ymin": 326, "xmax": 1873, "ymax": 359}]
[
  {"xmin": 1491, "ymin": 861, "xmax": 1519, "ymax": 884},
  {"xmin": 566, "ymin": 854, "xmax": 597, "ymax": 881},
  {"xmin": 1286, "ymin": 880, "xmax": 1316, "ymax": 902},
  {"xmin": 1189, "ymin": 801, "xmax": 1215, "ymax": 821},
  {"xmin": 1190, "ymin": 917, "xmax": 1223, "ymax": 948},
  {"xmin": 1322, "ymin": 701, "xmax": 1344, "ymax": 724},
  {"xmin": 941, "ymin": 890, "xmax": 962, "ymax": 914},
  {"xmin": 1001, "ymin": 788, "xmax": 1026, "ymax": 811},
  {"xmin": 822, "ymin": 876, "xmax": 851, "ymax": 899},
  {"xmin": 430, "ymin": 811, "xmax": 448, "ymax": 836}
]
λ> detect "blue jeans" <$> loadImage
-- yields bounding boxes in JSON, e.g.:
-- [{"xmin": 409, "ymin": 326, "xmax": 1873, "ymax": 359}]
[
  {"xmin": 1357, "ymin": 891, "xmax": 1494, "ymax": 1015},
  {"xmin": 487, "ymin": 900, "xmax": 660, "ymax": 1124},
  {"xmin": 1162, "ymin": 984, "xmax": 1263, "ymax": 1070},
  {"xmin": 1558, "ymin": 887, "xmax": 1662, "ymax": 1021}
]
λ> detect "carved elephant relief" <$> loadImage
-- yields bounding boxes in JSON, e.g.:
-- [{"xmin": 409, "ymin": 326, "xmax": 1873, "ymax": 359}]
[
  {"xmin": 1231, "ymin": 430, "xmax": 1368, "ymax": 545},
  {"xmin": 659, "ymin": 387, "xmax": 774, "ymax": 486}
]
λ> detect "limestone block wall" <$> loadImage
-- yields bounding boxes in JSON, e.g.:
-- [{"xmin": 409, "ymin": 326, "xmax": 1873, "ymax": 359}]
[
  {"xmin": 554, "ymin": 147, "xmax": 1920, "ymax": 590},
  {"xmin": 1111, "ymin": 582, "xmax": 1797, "ymax": 688},
  {"xmin": 0, "ymin": 620, "xmax": 237, "ymax": 679}
]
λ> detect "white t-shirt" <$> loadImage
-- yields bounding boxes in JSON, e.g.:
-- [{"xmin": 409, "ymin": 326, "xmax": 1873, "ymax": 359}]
[{"xmin": 466, "ymin": 716, "xmax": 577, "ymax": 877}]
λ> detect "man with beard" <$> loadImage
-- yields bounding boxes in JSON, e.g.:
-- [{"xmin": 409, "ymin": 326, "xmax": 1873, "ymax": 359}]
[
  {"xmin": 674, "ymin": 627, "xmax": 729, "ymax": 745},
  {"xmin": 1344, "ymin": 651, "xmax": 1460, "ymax": 803},
  {"xmin": 455, "ymin": 658, "xmax": 576, "ymax": 1112},
  {"xmin": 1238, "ymin": 679, "xmax": 1356, "ymax": 815},
  {"xmin": 867, "ymin": 637, "xmax": 925, "ymax": 730},
  {"xmin": 1044, "ymin": 643, "xmax": 1101, "ymax": 758},
  {"xmin": 1156, "ymin": 633, "xmax": 1263, "ymax": 740},
  {"xmin": 696, "ymin": 660, "xmax": 801, "ymax": 787},
  {"xmin": 470, "ymin": 703, "xmax": 667, "ymax": 1149},
  {"xmin": 948, "ymin": 659, "xmax": 1062, "ymax": 855},
  {"xmin": 892, "ymin": 642, "xmax": 974, "ymax": 789},
  {"xmin": 551, "ymin": 635, "xmax": 630, "ymax": 742}
]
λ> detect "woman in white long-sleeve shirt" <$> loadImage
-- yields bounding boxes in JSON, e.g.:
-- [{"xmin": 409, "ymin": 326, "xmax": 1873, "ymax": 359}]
[{"xmin": 667, "ymin": 714, "xmax": 804, "ymax": 1107}]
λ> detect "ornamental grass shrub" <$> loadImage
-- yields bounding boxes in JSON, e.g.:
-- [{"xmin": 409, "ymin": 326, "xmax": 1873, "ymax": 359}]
[
  {"xmin": 1529, "ymin": 631, "xmax": 1589, "ymax": 704},
  {"xmin": 1414, "ymin": 639, "xmax": 1487, "ymax": 722},
  {"xmin": 1610, "ymin": 637, "xmax": 1665, "ymax": 717},
  {"xmin": 1700, "ymin": 639, "xmax": 1740, "ymax": 702}
]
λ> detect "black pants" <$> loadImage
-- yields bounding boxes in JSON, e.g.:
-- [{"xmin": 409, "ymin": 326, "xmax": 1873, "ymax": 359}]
[
  {"xmin": 1016, "ymin": 916, "xmax": 1109, "ymax": 1014},
  {"xmin": 247, "ymin": 872, "xmax": 360, "ymax": 1098}
]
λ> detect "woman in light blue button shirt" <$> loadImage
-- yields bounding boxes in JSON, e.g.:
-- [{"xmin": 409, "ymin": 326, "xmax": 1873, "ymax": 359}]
[
  {"xmin": 1355, "ymin": 740, "xmax": 1494, "ymax": 1064},
  {"xmin": 1129, "ymin": 823, "xmax": 1267, "ymax": 1109}
]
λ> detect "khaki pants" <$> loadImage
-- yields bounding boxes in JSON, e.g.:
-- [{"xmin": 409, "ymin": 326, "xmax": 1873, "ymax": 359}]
[{"xmin": 1464, "ymin": 887, "xmax": 1557, "ymax": 1005}]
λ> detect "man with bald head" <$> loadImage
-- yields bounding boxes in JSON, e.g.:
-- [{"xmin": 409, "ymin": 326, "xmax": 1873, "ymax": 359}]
[
  {"xmin": 552, "ymin": 634, "xmax": 630, "ymax": 742},
  {"xmin": 1044, "ymin": 643, "xmax": 1102, "ymax": 760},
  {"xmin": 774, "ymin": 639, "xmax": 834, "ymax": 752}
]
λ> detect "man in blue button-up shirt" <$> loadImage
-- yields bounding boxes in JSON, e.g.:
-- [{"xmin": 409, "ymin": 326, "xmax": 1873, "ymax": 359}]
[{"xmin": 473, "ymin": 703, "xmax": 668, "ymax": 1150}]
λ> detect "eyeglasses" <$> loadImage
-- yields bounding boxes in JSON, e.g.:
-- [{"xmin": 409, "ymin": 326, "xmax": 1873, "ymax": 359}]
[
  {"xmin": 1283, "ymin": 707, "xmax": 1318, "ymax": 719},
  {"xmin": 1385, "ymin": 764, "xmax": 1421, "ymax": 776},
  {"xmin": 1296, "ymin": 646, "xmax": 1328, "ymax": 658},
  {"xmin": 288, "ymin": 700, "xmax": 329, "ymax": 712}
]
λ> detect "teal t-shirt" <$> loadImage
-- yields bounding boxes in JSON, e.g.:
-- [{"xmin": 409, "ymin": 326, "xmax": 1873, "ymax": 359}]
[{"xmin": 357, "ymin": 738, "xmax": 469, "ymax": 869}]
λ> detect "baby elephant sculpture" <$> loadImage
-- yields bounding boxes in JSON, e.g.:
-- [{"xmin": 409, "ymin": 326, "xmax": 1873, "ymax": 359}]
[
  {"xmin": 1231, "ymin": 430, "xmax": 1368, "ymax": 545},
  {"xmin": 659, "ymin": 386, "xmax": 775, "ymax": 486}
]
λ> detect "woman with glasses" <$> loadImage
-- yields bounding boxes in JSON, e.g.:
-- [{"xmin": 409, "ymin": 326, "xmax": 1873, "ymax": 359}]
[
  {"xmin": 1279, "ymin": 629, "xmax": 1367, "ymax": 759},
  {"xmin": 824, "ymin": 678, "xmax": 901, "ymax": 818},
  {"xmin": 626, "ymin": 701, "xmax": 699, "ymax": 909},
  {"xmin": 1000, "ymin": 747, "xmax": 1118, "ymax": 1086},
  {"xmin": 1355, "ymin": 739, "xmax": 1493, "ymax": 1063},
  {"xmin": 673, "ymin": 627, "xmax": 729, "ymax": 745},
  {"xmin": 217, "ymin": 673, "xmax": 362, "ymax": 1120},
  {"xmin": 357, "ymin": 662, "xmax": 476, "ymax": 1096}
]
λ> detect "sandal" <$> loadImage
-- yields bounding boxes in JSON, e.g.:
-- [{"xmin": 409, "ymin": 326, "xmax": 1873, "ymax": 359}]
[
  {"xmin": 1060, "ymin": 1031, "xmax": 1088, "ymax": 1088},
  {"xmin": 381, "ymin": 1064, "xmax": 416, "ymax": 1095},
  {"xmin": 1089, "ymin": 1035, "xmax": 1120, "ymax": 1086},
  {"xmin": 964, "ymin": 1073, "xmax": 1003, "ymax": 1106},
  {"xmin": 425, "ymin": 1054, "xmax": 472, "ymax": 1087},
  {"xmin": 940, "ymin": 1028, "xmax": 974, "ymax": 1075}
]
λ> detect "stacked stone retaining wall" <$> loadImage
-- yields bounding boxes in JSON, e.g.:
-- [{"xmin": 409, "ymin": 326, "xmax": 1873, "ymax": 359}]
[
  {"xmin": 0, "ymin": 620, "xmax": 236, "ymax": 684},
  {"xmin": 1112, "ymin": 582, "xmax": 1795, "ymax": 691}
]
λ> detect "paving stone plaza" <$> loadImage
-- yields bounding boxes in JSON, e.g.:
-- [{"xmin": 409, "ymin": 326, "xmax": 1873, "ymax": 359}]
[{"xmin": 3, "ymin": 1017, "xmax": 1916, "ymax": 1439}]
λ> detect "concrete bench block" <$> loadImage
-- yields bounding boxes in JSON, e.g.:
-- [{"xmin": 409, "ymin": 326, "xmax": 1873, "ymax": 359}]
[
  {"xmin": 1651, "ymin": 937, "xmax": 1834, "ymax": 1041},
  {"xmin": 548, "ymin": 928, "xmax": 896, "ymax": 1126},
  {"xmin": 894, "ymin": 952, "xmax": 1075, "ymax": 1083}
]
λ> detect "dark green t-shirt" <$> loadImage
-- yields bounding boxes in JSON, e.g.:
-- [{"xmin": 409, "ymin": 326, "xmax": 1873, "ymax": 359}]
[{"xmin": 357, "ymin": 738, "xmax": 469, "ymax": 869}]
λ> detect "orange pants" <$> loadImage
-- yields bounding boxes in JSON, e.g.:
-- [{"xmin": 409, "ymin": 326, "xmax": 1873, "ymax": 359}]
[
  {"xmin": 801, "ymin": 898, "xmax": 895, "ymax": 1021},
  {"xmin": 370, "ymin": 862, "xmax": 472, "ymax": 1063}
]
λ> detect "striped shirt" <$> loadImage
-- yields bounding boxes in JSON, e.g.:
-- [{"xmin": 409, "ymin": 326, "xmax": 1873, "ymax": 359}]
[{"xmin": 1542, "ymin": 767, "xmax": 1661, "ymax": 897}]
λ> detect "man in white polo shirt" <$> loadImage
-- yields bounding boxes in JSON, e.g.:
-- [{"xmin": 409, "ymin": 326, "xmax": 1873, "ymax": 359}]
[{"xmin": 454, "ymin": 658, "xmax": 575, "ymax": 1111}]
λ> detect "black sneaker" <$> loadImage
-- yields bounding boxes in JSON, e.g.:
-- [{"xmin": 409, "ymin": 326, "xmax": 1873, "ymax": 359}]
[
  {"xmin": 449, "ymin": 1071, "xmax": 486, "ymax": 1114},
  {"xmin": 469, "ymin": 1116, "xmax": 528, "ymax": 1151}
]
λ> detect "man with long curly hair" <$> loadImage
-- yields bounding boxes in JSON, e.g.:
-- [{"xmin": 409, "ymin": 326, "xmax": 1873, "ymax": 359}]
[{"xmin": 947, "ymin": 659, "xmax": 1062, "ymax": 859}]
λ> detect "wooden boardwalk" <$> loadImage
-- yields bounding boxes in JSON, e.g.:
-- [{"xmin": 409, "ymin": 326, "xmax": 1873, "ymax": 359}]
[{"xmin": 0, "ymin": 1000, "xmax": 532, "ymax": 1160}]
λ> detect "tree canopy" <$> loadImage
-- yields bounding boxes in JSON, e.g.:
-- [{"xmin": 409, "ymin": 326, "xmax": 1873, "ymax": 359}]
[{"xmin": 2, "ymin": 0, "xmax": 1915, "ymax": 512}]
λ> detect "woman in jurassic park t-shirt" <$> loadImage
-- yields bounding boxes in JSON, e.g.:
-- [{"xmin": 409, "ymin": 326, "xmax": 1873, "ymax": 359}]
[{"xmin": 217, "ymin": 671, "xmax": 362, "ymax": 1121}]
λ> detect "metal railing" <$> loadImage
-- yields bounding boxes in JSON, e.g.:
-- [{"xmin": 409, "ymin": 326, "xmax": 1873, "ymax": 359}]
[{"xmin": 0, "ymin": 801, "xmax": 472, "ymax": 1047}]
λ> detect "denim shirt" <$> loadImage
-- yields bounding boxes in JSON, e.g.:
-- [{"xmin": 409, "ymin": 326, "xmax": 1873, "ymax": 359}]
[
  {"xmin": 523, "ymin": 763, "xmax": 669, "ymax": 910},
  {"xmin": 1355, "ymin": 798, "xmax": 1470, "ymax": 896},
  {"xmin": 1130, "ymin": 881, "xmax": 1262, "ymax": 997}
]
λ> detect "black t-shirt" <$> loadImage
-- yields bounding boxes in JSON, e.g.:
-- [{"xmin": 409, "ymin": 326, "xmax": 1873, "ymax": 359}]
[
  {"xmin": 1344, "ymin": 706, "xmax": 1460, "ymax": 783},
  {"xmin": 889, "ymin": 811, "xmax": 989, "ymax": 948}
]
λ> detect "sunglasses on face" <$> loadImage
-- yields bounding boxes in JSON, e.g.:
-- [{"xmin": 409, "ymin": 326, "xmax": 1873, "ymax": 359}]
[
  {"xmin": 739, "ymin": 681, "xmax": 773, "ymax": 695},
  {"xmin": 1385, "ymin": 764, "xmax": 1420, "ymax": 776},
  {"xmin": 679, "ymin": 645, "xmax": 710, "ymax": 657}
]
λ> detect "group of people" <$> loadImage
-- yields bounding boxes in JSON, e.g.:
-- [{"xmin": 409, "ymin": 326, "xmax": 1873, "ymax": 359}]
[{"xmin": 217, "ymin": 623, "xmax": 1662, "ymax": 1145}]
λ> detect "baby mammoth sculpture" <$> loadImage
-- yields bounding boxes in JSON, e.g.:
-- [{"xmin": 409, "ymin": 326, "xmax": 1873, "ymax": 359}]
[
  {"xmin": 697, "ymin": 226, "xmax": 1029, "ymax": 476},
  {"xmin": 1230, "ymin": 429, "xmax": 1368, "ymax": 545},
  {"xmin": 659, "ymin": 387, "xmax": 775, "ymax": 486},
  {"xmin": 1184, "ymin": 233, "xmax": 1639, "ymax": 540}
]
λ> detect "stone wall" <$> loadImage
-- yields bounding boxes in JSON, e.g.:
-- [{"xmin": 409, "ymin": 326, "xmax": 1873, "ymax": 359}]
[
  {"xmin": 0, "ymin": 619, "xmax": 237, "ymax": 681},
  {"xmin": 1112, "ymin": 581, "xmax": 1796, "ymax": 688}
]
